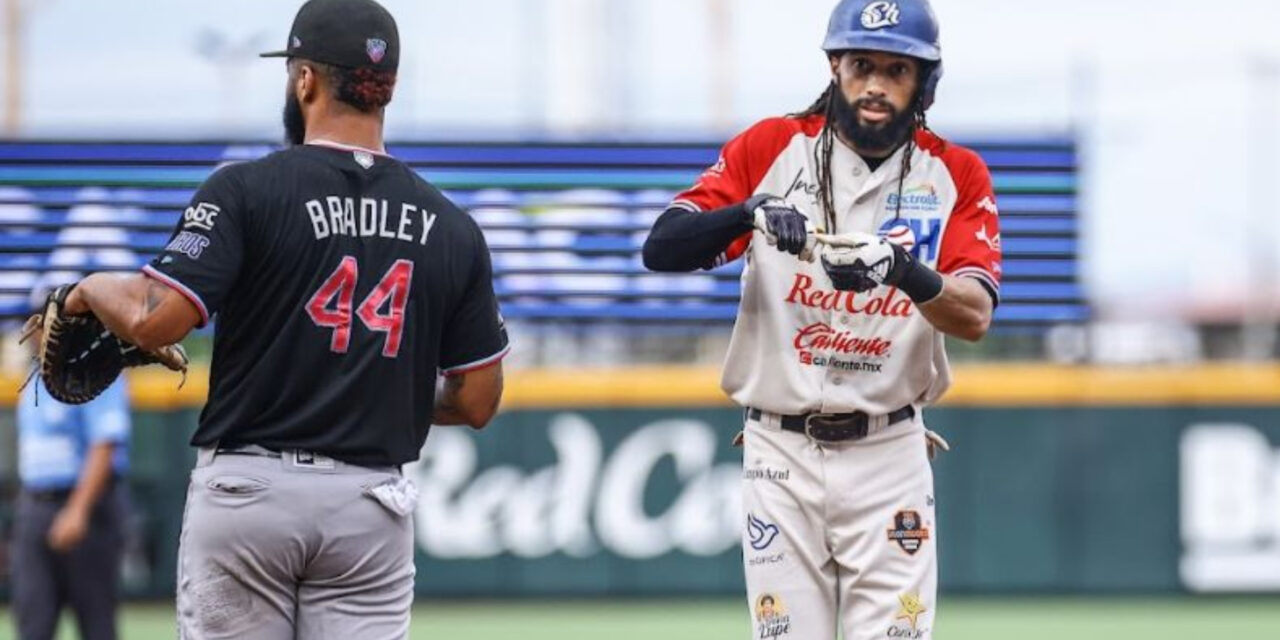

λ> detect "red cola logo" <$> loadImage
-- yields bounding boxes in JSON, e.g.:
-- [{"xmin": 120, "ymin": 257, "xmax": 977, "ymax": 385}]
[
  {"xmin": 785, "ymin": 273, "xmax": 914, "ymax": 317},
  {"xmin": 794, "ymin": 323, "xmax": 892, "ymax": 357}
]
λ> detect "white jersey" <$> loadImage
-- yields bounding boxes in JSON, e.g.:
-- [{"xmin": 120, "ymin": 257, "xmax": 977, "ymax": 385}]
[{"xmin": 671, "ymin": 116, "xmax": 1002, "ymax": 415}]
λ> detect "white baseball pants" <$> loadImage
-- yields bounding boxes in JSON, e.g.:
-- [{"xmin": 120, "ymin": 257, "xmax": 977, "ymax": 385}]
[{"xmin": 740, "ymin": 410, "xmax": 937, "ymax": 640}]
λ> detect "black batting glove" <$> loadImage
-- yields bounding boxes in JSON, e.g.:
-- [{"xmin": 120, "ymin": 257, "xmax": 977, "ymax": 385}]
[{"xmin": 744, "ymin": 193, "xmax": 810, "ymax": 257}]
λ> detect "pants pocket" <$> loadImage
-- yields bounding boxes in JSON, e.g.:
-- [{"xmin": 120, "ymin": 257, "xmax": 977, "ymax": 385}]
[{"xmin": 205, "ymin": 475, "xmax": 271, "ymax": 496}]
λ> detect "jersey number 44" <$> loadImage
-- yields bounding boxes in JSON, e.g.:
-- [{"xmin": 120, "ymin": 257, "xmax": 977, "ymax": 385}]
[{"xmin": 305, "ymin": 256, "xmax": 414, "ymax": 358}]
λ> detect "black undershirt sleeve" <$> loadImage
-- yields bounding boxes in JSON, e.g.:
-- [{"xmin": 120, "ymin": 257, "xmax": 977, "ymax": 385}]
[{"xmin": 642, "ymin": 203, "xmax": 754, "ymax": 272}]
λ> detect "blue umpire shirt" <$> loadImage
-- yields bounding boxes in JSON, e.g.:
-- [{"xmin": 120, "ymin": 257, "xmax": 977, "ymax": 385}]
[{"xmin": 17, "ymin": 378, "xmax": 130, "ymax": 491}]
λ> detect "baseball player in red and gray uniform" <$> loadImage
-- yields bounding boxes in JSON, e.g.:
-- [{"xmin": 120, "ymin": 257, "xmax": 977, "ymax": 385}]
[{"xmin": 644, "ymin": 1, "xmax": 1000, "ymax": 638}]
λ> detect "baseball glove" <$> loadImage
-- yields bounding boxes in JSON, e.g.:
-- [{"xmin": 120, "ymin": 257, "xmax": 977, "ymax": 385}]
[{"xmin": 19, "ymin": 284, "xmax": 188, "ymax": 405}]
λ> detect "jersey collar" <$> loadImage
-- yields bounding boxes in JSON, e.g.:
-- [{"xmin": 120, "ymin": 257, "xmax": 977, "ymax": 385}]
[{"xmin": 306, "ymin": 139, "xmax": 390, "ymax": 156}]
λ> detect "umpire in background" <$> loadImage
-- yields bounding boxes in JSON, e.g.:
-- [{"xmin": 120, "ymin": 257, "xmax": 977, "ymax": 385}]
[
  {"xmin": 11, "ymin": 374, "xmax": 131, "ymax": 640},
  {"xmin": 49, "ymin": 0, "xmax": 508, "ymax": 637}
]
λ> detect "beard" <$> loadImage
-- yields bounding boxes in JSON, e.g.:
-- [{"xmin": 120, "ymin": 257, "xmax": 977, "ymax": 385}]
[
  {"xmin": 830, "ymin": 93, "xmax": 916, "ymax": 154},
  {"xmin": 283, "ymin": 91, "xmax": 306, "ymax": 147}
]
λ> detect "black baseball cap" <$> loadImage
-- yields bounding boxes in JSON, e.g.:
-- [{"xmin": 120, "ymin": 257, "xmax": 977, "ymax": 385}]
[{"xmin": 260, "ymin": 0, "xmax": 399, "ymax": 72}]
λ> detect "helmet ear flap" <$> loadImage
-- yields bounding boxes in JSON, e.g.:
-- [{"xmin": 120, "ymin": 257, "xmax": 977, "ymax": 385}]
[{"xmin": 919, "ymin": 60, "xmax": 943, "ymax": 111}]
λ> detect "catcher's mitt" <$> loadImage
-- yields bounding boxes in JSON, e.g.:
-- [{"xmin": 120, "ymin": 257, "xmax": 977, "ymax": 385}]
[{"xmin": 19, "ymin": 284, "xmax": 188, "ymax": 405}]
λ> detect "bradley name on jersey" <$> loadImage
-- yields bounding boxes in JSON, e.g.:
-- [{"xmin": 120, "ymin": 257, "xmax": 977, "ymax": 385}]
[{"xmin": 305, "ymin": 196, "xmax": 439, "ymax": 245}]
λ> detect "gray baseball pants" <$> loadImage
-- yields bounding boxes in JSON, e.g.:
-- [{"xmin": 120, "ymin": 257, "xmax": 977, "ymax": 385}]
[{"xmin": 177, "ymin": 446, "xmax": 415, "ymax": 640}]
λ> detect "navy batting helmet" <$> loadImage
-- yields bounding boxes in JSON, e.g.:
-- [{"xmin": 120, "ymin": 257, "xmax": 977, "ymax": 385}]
[{"xmin": 822, "ymin": 0, "xmax": 943, "ymax": 110}]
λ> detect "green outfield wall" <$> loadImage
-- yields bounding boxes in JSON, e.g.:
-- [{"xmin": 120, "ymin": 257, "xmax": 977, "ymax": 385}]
[{"xmin": 5, "ymin": 399, "xmax": 1278, "ymax": 598}]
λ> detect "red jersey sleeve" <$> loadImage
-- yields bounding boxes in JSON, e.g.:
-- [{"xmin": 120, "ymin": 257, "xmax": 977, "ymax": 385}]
[
  {"xmin": 935, "ymin": 145, "xmax": 1002, "ymax": 302},
  {"xmin": 670, "ymin": 117, "xmax": 812, "ymax": 265}
]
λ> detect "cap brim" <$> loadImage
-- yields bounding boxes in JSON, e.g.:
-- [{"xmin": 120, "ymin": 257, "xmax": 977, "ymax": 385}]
[{"xmin": 259, "ymin": 50, "xmax": 290, "ymax": 58}]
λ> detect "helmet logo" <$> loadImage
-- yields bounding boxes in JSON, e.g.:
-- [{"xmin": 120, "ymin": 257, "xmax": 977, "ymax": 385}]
[
  {"xmin": 860, "ymin": 1, "xmax": 901, "ymax": 30},
  {"xmin": 366, "ymin": 38, "xmax": 388, "ymax": 64}
]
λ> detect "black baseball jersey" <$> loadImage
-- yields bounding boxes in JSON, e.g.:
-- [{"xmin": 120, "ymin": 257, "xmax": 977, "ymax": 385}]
[{"xmin": 144, "ymin": 142, "xmax": 509, "ymax": 466}]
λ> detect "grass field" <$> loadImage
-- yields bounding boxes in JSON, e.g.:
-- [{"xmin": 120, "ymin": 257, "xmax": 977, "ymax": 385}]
[{"xmin": 2, "ymin": 597, "xmax": 1279, "ymax": 639}]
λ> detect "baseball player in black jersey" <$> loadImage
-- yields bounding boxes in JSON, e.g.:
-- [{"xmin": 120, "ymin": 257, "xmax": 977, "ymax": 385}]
[{"xmin": 54, "ymin": 0, "xmax": 509, "ymax": 637}]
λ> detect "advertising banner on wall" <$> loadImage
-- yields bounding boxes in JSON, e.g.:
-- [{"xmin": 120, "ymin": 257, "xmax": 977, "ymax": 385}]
[
  {"xmin": 406, "ymin": 409, "xmax": 747, "ymax": 595},
  {"xmin": 400, "ymin": 406, "xmax": 1280, "ymax": 596},
  {"xmin": 1180, "ymin": 423, "xmax": 1280, "ymax": 592},
  {"xmin": 6, "ymin": 401, "xmax": 1280, "ymax": 598}
]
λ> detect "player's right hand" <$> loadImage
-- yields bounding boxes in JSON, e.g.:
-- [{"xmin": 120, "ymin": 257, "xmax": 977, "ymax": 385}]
[
  {"xmin": 746, "ymin": 193, "xmax": 811, "ymax": 257},
  {"xmin": 819, "ymin": 232, "xmax": 902, "ymax": 293}
]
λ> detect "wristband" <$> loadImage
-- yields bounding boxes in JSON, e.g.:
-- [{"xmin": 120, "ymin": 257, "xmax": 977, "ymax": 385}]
[{"xmin": 891, "ymin": 244, "xmax": 944, "ymax": 304}]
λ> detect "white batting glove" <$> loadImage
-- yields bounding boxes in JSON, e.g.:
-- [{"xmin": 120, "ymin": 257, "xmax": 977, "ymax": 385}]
[{"xmin": 818, "ymin": 232, "xmax": 900, "ymax": 292}]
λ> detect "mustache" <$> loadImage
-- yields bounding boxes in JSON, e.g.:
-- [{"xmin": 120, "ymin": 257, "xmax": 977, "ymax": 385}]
[{"xmin": 850, "ymin": 97, "xmax": 898, "ymax": 118}]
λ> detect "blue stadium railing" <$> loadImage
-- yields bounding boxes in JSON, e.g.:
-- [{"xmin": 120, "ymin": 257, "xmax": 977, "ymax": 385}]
[{"xmin": 0, "ymin": 140, "xmax": 1084, "ymax": 327}]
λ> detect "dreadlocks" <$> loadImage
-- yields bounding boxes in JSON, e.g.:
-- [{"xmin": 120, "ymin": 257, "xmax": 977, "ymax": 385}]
[
  {"xmin": 791, "ymin": 84, "xmax": 841, "ymax": 234},
  {"xmin": 790, "ymin": 62, "xmax": 938, "ymax": 234}
]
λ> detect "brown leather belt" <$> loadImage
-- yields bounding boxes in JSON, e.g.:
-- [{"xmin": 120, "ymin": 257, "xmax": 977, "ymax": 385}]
[{"xmin": 746, "ymin": 405, "xmax": 915, "ymax": 442}]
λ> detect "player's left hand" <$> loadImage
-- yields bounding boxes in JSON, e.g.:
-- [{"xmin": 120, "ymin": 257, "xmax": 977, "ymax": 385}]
[
  {"xmin": 818, "ymin": 232, "xmax": 911, "ymax": 292},
  {"xmin": 61, "ymin": 284, "xmax": 90, "ymax": 316},
  {"xmin": 47, "ymin": 503, "xmax": 90, "ymax": 552},
  {"xmin": 21, "ymin": 284, "xmax": 189, "ymax": 405}
]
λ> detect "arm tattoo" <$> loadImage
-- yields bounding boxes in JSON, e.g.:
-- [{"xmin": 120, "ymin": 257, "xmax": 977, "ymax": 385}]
[
  {"xmin": 433, "ymin": 368, "xmax": 501, "ymax": 426},
  {"xmin": 437, "ymin": 375, "xmax": 465, "ymax": 415},
  {"xmin": 145, "ymin": 281, "xmax": 167, "ymax": 314}
]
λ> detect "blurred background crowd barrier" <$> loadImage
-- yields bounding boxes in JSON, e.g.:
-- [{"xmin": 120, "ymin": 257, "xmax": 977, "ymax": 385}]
[
  {"xmin": 0, "ymin": 140, "xmax": 1276, "ymax": 601},
  {"xmin": 0, "ymin": 139, "xmax": 1083, "ymax": 330}
]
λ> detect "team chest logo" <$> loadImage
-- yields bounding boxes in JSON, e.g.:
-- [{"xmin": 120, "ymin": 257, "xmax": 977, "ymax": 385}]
[
  {"xmin": 881, "ymin": 223, "xmax": 916, "ymax": 252},
  {"xmin": 860, "ymin": 1, "xmax": 901, "ymax": 30}
]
